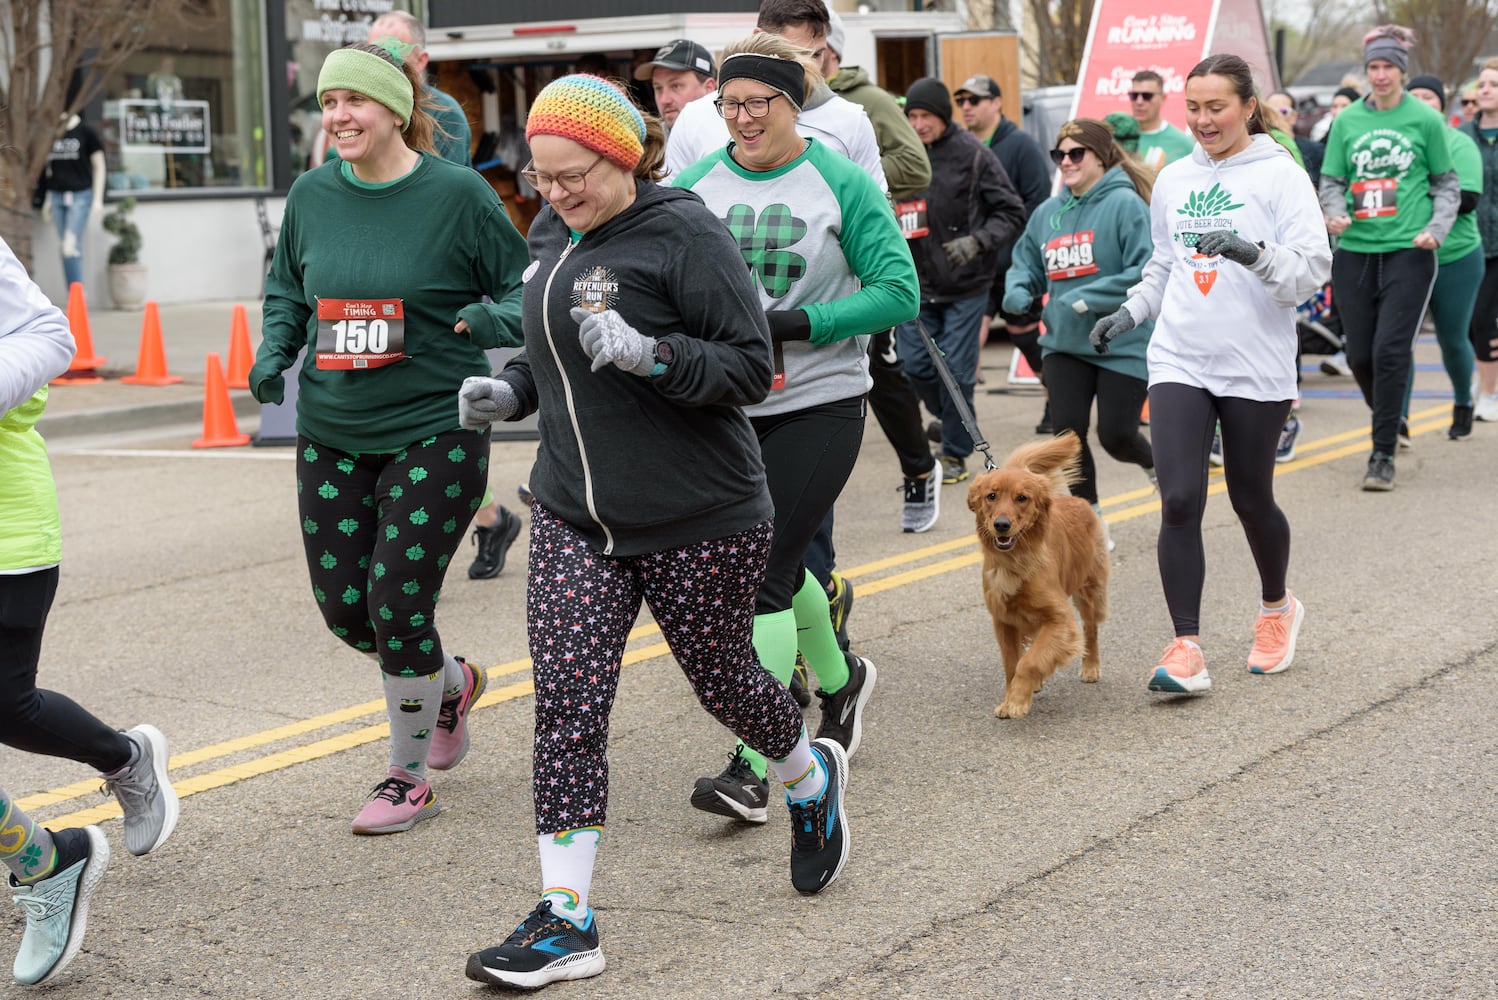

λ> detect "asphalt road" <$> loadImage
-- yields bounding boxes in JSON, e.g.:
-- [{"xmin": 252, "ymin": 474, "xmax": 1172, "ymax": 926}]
[{"xmin": 4, "ymin": 342, "xmax": 1495, "ymax": 999}]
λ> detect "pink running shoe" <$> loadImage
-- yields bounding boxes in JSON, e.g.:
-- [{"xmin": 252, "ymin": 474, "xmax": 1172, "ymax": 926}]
[
  {"xmin": 1147, "ymin": 638, "xmax": 1211, "ymax": 694},
  {"xmin": 351, "ymin": 774, "xmax": 438, "ymax": 835},
  {"xmin": 429, "ymin": 657, "xmax": 486, "ymax": 771},
  {"xmin": 1247, "ymin": 593, "xmax": 1304, "ymax": 675}
]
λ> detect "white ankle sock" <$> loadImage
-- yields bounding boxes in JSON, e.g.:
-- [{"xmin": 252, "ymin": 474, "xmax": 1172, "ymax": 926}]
[{"xmin": 768, "ymin": 728, "xmax": 825, "ymax": 802}]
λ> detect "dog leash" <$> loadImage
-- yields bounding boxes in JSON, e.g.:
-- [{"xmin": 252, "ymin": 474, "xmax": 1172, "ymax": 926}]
[{"xmin": 913, "ymin": 314, "xmax": 998, "ymax": 472}]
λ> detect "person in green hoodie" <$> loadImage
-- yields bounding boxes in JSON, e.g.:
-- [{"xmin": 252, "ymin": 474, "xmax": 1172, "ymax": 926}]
[
  {"xmin": 1003, "ymin": 118, "xmax": 1158, "ymax": 546},
  {"xmin": 250, "ymin": 39, "xmax": 528, "ymax": 836}
]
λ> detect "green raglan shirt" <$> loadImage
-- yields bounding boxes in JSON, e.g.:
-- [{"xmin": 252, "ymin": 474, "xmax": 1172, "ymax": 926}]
[
  {"xmin": 255, "ymin": 153, "xmax": 526, "ymax": 452},
  {"xmin": 1441, "ymin": 126, "xmax": 1483, "ymax": 265},
  {"xmin": 1323, "ymin": 94, "xmax": 1454, "ymax": 253}
]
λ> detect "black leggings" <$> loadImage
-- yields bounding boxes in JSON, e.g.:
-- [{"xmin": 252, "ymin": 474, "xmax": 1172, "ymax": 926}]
[
  {"xmin": 0, "ymin": 568, "xmax": 133, "ymax": 772},
  {"xmin": 296, "ymin": 429, "xmax": 488, "ymax": 677},
  {"xmin": 1332, "ymin": 247, "xmax": 1438, "ymax": 454},
  {"xmin": 750, "ymin": 396, "xmax": 864, "ymax": 614},
  {"xmin": 1042, "ymin": 352, "xmax": 1153, "ymax": 505},
  {"xmin": 1469, "ymin": 255, "xmax": 1498, "ymax": 363},
  {"xmin": 1149, "ymin": 383, "xmax": 1292, "ymax": 637}
]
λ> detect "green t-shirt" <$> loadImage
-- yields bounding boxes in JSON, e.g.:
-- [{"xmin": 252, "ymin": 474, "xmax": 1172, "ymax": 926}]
[
  {"xmin": 1323, "ymin": 94, "xmax": 1454, "ymax": 253},
  {"xmin": 1136, "ymin": 122, "xmax": 1194, "ymax": 171},
  {"xmin": 1441, "ymin": 126, "xmax": 1483, "ymax": 264}
]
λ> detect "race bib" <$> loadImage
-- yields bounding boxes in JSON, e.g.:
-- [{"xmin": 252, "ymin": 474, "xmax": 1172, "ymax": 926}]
[
  {"xmin": 895, "ymin": 199, "xmax": 929, "ymax": 240},
  {"xmin": 315, "ymin": 298, "xmax": 405, "ymax": 370},
  {"xmin": 1351, "ymin": 178, "xmax": 1398, "ymax": 219},
  {"xmin": 1044, "ymin": 231, "xmax": 1099, "ymax": 280}
]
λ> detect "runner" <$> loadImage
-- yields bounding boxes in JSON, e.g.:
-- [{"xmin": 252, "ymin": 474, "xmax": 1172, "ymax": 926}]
[
  {"xmin": 249, "ymin": 39, "xmax": 528, "ymax": 834},
  {"xmin": 456, "ymin": 74, "xmax": 852, "ymax": 991},
  {"xmin": 1319, "ymin": 25, "xmax": 1458, "ymax": 489},
  {"xmin": 1090, "ymin": 53, "xmax": 1331, "ymax": 693},
  {"xmin": 674, "ymin": 35, "xmax": 919, "ymax": 818},
  {"xmin": 2, "ymin": 234, "xmax": 178, "ymax": 985}
]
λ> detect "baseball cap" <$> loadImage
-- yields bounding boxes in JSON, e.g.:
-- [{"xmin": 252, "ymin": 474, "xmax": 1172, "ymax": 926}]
[
  {"xmin": 953, "ymin": 74, "xmax": 999, "ymax": 99},
  {"xmin": 633, "ymin": 39, "xmax": 716, "ymax": 81}
]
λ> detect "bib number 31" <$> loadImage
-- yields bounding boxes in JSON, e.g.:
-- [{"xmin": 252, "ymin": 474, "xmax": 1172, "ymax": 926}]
[{"xmin": 316, "ymin": 298, "xmax": 406, "ymax": 370}]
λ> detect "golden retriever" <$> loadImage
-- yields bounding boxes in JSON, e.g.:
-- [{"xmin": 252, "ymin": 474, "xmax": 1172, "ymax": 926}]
[{"xmin": 966, "ymin": 431, "xmax": 1109, "ymax": 719}]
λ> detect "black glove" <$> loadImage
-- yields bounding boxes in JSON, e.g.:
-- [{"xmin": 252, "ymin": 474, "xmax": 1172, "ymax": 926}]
[
  {"xmin": 942, "ymin": 235, "xmax": 981, "ymax": 267},
  {"xmin": 1089, "ymin": 308, "xmax": 1136, "ymax": 355},
  {"xmin": 766, "ymin": 308, "xmax": 812, "ymax": 342},
  {"xmin": 1195, "ymin": 229, "xmax": 1261, "ymax": 266}
]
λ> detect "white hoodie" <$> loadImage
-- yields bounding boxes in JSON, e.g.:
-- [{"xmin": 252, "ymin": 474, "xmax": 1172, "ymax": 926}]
[{"xmin": 1123, "ymin": 133, "xmax": 1331, "ymax": 401}]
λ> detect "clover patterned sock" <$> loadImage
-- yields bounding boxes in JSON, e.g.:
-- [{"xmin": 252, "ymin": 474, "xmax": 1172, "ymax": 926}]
[
  {"xmin": 0, "ymin": 786, "xmax": 57, "ymax": 885},
  {"xmin": 381, "ymin": 670, "xmax": 443, "ymax": 781}
]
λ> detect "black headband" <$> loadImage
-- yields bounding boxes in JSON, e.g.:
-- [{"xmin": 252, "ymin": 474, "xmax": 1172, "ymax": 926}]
[{"xmin": 717, "ymin": 53, "xmax": 805, "ymax": 110}]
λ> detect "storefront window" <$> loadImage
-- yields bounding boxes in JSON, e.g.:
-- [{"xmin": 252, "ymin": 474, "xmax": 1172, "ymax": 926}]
[
  {"xmin": 284, "ymin": 1, "xmax": 424, "ymax": 179},
  {"xmin": 100, "ymin": 0, "xmax": 270, "ymax": 193}
]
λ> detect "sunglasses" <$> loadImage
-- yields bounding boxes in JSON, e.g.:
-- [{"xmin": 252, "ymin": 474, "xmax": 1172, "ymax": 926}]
[
  {"xmin": 954, "ymin": 95, "xmax": 988, "ymax": 106},
  {"xmin": 1128, "ymin": 91, "xmax": 1160, "ymax": 101},
  {"xmin": 1049, "ymin": 146, "xmax": 1088, "ymax": 165},
  {"xmin": 1463, "ymin": 98, "xmax": 1479, "ymax": 107}
]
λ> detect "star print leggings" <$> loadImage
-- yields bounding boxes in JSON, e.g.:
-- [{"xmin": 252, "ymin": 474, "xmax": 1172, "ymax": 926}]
[
  {"xmin": 295, "ymin": 430, "xmax": 488, "ymax": 678},
  {"xmin": 527, "ymin": 504, "xmax": 800, "ymax": 835}
]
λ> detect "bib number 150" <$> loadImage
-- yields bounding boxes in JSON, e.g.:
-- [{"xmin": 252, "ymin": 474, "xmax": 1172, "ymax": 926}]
[{"xmin": 329, "ymin": 318, "xmax": 390, "ymax": 354}]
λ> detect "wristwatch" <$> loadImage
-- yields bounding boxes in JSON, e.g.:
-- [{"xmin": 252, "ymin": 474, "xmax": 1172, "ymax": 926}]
[{"xmin": 649, "ymin": 340, "xmax": 674, "ymax": 378}]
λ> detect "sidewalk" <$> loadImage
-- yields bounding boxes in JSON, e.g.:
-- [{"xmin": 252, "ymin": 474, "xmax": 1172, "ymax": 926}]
[{"xmin": 38, "ymin": 299, "xmax": 265, "ymax": 440}]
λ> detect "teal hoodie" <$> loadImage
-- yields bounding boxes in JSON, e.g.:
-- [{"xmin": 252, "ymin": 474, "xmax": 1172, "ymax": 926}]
[{"xmin": 1006, "ymin": 165, "xmax": 1154, "ymax": 379}]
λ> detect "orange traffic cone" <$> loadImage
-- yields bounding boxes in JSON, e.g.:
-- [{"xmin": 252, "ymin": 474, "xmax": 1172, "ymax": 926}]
[
  {"xmin": 1140, "ymin": 398, "xmax": 1150, "ymax": 425},
  {"xmin": 193, "ymin": 353, "xmax": 250, "ymax": 448},
  {"xmin": 52, "ymin": 282, "xmax": 106, "ymax": 384},
  {"xmin": 225, "ymin": 303, "xmax": 252, "ymax": 389},
  {"xmin": 120, "ymin": 301, "xmax": 184, "ymax": 385}
]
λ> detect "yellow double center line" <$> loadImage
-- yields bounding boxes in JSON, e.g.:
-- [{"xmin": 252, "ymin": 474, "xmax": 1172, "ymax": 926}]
[{"xmin": 26, "ymin": 405, "xmax": 1448, "ymax": 827}]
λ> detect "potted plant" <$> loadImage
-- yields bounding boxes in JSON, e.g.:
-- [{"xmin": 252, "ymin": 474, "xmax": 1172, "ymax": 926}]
[{"xmin": 102, "ymin": 196, "xmax": 147, "ymax": 309}]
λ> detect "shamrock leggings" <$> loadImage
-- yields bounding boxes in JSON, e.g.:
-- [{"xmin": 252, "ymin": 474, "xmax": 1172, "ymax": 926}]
[
  {"xmin": 527, "ymin": 505, "xmax": 800, "ymax": 835},
  {"xmin": 295, "ymin": 430, "xmax": 488, "ymax": 677}
]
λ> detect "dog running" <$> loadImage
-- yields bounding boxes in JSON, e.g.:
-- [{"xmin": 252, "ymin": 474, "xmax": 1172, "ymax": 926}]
[{"xmin": 966, "ymin": 431, "xmax": 1110, "ymax": 719}]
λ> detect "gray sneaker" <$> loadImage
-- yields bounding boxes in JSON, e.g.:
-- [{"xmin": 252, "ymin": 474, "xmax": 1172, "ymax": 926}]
[
  {"xmin": 102, "ymin": 725, "xmax": 179, "ymax": 856},
  {"xmin": 900, "ymin": 468, "xmax": 940, "ymax": 533}
]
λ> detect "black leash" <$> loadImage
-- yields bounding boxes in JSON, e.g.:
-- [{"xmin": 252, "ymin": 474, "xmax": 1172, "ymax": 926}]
[{"xmin": 913, "ymin": 314, "xmax": 998, "ymax": 472}]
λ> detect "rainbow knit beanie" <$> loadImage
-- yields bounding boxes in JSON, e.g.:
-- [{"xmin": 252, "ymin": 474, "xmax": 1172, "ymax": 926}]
[{"xmin": 525, "ymin": 75, "xmax": 645, "ymax": 171}]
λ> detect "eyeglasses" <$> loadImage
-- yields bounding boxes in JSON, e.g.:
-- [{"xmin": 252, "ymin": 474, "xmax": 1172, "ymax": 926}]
[
  {"xmin": 713, "ymin": 93, "xmax": 789, "ymax": 119},
  {"xmin": 1049, "ymin": 147, "xmax": 1088, "ymax": 165},
  {"xmin": 1128, "ymin": 91, "xmax": 1160, "ymax": 101},
  {"xmin": 520, "ymin": 154, "xmax": 606, "ymax": 196},
  {"xmin": 954, "ymin": 95, "xmax": 988, "ymax": 106}
]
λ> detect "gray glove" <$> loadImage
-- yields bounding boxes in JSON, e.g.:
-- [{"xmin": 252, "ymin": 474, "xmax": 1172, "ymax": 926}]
[
  {"xmin": 1089, "ymin": 308, "xmax": 1136, "ymax": 355},
  {"xmin": 572, "ymin": 307, "xmax": 656, "ymax": 376},
  {"xmin": 942, "ymin": 235, "xmax": 982, "ymax": 267},
  {"xmin": 1195, "ymin": 229, "xmax": 1261, "ymax": 266},
  {"xmin": 1001, "ymin": 286, "xmax": 1034, "ymax": 316},
  {"xmin": 458, "ymin": 376, "xmax": 519, "ymax": 429}
]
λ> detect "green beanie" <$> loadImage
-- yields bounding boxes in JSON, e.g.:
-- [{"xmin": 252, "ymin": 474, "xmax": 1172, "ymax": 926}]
[{"xmin": 318, "ymin": 47, "xmax": 414, "ymax": 132}]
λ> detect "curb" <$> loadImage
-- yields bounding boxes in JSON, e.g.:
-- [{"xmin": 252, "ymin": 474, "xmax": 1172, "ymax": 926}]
[{"xmin": 37, "ymin": 394, "xmax": 263, "ymax": 441}]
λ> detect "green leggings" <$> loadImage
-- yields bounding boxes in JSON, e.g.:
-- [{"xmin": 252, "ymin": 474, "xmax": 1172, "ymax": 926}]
[{"xmin": 1405, "ymin": 246, "xmax": 1480, "ymax": 414}]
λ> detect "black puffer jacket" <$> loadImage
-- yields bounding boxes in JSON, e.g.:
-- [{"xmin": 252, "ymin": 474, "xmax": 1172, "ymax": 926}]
[{"xmin": 906, "ymin": 122, "xmax": 1027, "ymax": 302}]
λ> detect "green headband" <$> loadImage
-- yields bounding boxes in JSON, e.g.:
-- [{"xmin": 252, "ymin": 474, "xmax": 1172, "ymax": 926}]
[{"xmin": 318, "ymin": 47, "xmax": 414, "ymax": 132}]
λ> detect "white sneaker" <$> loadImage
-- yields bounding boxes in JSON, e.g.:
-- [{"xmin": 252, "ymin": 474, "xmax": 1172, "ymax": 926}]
[
  {"xmin": 1320, "ymin": 351, "xmax": 1352, "ymax": 377},
  {"xmin": 1474, "ymin": 393, "xmax": 1498, "ymax": 422}
]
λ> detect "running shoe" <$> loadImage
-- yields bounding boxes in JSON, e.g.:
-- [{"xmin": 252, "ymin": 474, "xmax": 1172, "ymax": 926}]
[
  {"xmin": 788, "ymin": 738, "xmax": 850, "ymax": 896},
  {"xmin": 813, "ymin": 654, "xmax": 877, "ymax": 759},
  {"xmin": 351, "ymin": 774, "xmax": 439, "ymax": 835},
  {"xmin": 827, "ymin": 571, "xmax": 854, "ymax": 651},
  {"xmin": 1247, "ymin": 593, "xmax": 1305, "ymax": 675},
  {"xmin": 1276, "ymin": 413, "xmax": 1301, "ymax": 464},
  {"xmin": 901, "ymin": 468, "xmax": 940, "ymax": 533},
  {"xmin": 925, "ymin": 419, "xmax": 942, "ymax": 445},
  {"xmin": 1450, "ymin": 404, "xmax": 1474, "ymax": 441},
  {"xmin": 516, "ymin": 481, "xmax": 535, "ymax": 507},
  {"xmin": 1147, "ymin": 638, "xmax": 1211, "ymax": 694},
  {"xmin": 1144, "ymin": 465, "xmax": 1159, "ymax": 491},
  {"xmin": 465, "ymin": 899, "xmax": 605, "ymax": 990},
  {"xmin": 1475, "ymin": 393, "xmax": 1498, "ymax": 422},
  {"xmin": 789, "ymin": 653, "xmax": 812, "ymax": 708},
  {"xmin": 1034, "ymin": 401, "xmax": 1053, "ymax": 435},
  {"xmin": 102, "ymin": 724, "xmax": 178, "ymax": 857},
  {"xmin": 1320, "ymin": 351, "xmax": 1352, "ymax": 377},
  {"xmin": 939, "ymin": 454, "xmax": 968, "ymax": 484},
  {"xmin": 689, "ymin": 748, "xmax": 769, "ymax": 823},
  {"xmin": 468, "ymin": 505, "xmax": 522, "ymax": 579},
  {"xmin": 1397, "ymin": 419, "xmax": 1413, "ymax": 450},
  {"xmin": 429, "ymin": 657, "xmax": 486, "ymax": 770},
  {"xmin": 1362, "ymin": 452, "xmax": 1395, "ymax": 491},
  {"xmin": 10, "ymin": 827, "xmax": 109, "ymax": 986},
  {"xmin": 1208, "ymin": 425, "xmax": 1224, "ymax": 468}
]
